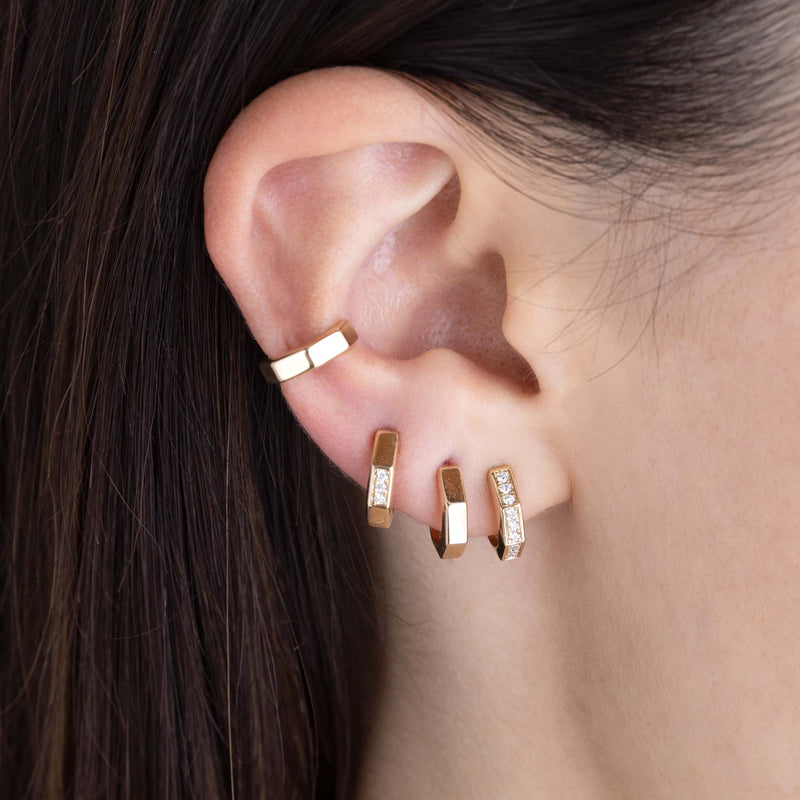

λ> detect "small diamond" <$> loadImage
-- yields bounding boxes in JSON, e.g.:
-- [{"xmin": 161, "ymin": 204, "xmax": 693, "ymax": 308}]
[
  {"xmin": 505, "ymin": 524, "xmax": 521, "ymax": 541},
  {"xmin": 505, "ymin": 543, "xmax": 522, "ymax": 559},
  {"xmin": 495, "ymin": 469, "xmax": 511, "ymax": 483},
  {"xmin": 500, "ymin": 492, "xmax": 516, "ymax": 507}
]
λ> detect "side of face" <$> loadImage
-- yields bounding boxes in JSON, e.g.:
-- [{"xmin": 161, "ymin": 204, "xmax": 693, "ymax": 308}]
[
  {"xmin": 536, "ymin": 187, "xmax": 800, "ymax": 789},
  {"xmin": 204, "ymin": 66, "xmax": 800, "ymax": 789}
]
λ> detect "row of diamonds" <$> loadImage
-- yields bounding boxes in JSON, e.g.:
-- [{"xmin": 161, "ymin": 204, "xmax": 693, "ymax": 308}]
[
  {"xmin": 371, "ymin": 467, "xmax": 391, "ymax": 507},
  {"xmin": 493, "ymin": 468, "xmax": 517, "ymax": 507},
  {"xmin": 502, "ymin": 506, "xmax": 523, "ymax": 543}
]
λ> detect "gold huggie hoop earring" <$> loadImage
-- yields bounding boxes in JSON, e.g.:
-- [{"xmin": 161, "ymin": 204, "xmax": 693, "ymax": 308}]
[
  {"xmin": 430, "ymin": 466, "xmax": 468, "ymax": 559},
  {"xmin": 488, "ymin": 465, "xmax": 526, "ymax": 561},
  {"xmin": 259, "ymin": 320, "xmax": 358, "ymax": 383},
  {"xmin": 367, "ymin": 430, "xmax": 399, "ymax": 528}
]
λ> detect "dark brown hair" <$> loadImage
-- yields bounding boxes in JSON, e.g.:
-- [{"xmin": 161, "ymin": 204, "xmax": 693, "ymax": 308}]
[{"xmin": 1, "ymin": 1, "xmax": 793, "ymax": 798}]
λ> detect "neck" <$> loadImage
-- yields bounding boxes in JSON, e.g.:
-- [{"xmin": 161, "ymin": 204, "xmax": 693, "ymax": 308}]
[{"xmin": 355, "ymin": 510, "xmax": 609, "ymax": 800}]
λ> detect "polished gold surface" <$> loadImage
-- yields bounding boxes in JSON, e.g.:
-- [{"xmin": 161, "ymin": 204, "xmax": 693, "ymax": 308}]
[
  {"xmin": 367, "ymin": 430, "xmax": 399, "ymax": 528},
  {"xmin": 430, "ymin": 466, "xmax": 468, "ymax": 559},
  {"xmin": 487, "ymin": 465, "xmax": 525, "ymax": 561},
  {"xmin": 260, "ymin": 320, "xmax": 358, "ymax": 383}
]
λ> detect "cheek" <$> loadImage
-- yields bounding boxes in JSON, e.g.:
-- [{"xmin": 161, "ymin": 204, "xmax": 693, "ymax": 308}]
[
  {"xmin": 568, "ymin": 240, "xmax": 800, "ymax": 558},
  {"xmin": 551, "ymin": 261, "xmax": 800, "ymax": 780}
]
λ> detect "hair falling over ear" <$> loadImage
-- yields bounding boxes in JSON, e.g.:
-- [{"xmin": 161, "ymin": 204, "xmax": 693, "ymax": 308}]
[{"xmin": 0, "ymin": 0, "xmax": 795, "ymax": 798}]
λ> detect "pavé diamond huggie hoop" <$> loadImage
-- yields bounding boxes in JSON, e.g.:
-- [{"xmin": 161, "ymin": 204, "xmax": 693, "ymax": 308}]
[
  {"xmin": 259, "ymin": 320, "xmax": 357, "ymax": 383},
  {"xmin": 429, "ymin": 466, "xmax": 468, "ymax": 559},
  {"xmin": 367, "ymin": 430, "xmax": 399, "ymax": 528},
  {"xmin": 488, "ymin": 465, "xmax": 526, "ymax": 561}
]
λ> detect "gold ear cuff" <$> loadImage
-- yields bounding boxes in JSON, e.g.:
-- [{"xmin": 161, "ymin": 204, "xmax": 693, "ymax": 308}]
[
  {"xmin": 488, "ymin": 465, "xmax": 526, "ymax": 561},
  {"xmin": 367, "ymin": 430, "xmax": 399, "ymax": 528},
  {"xmin": 430, "ymin": 466, "xmax": 468, "ymax": 559},
  {"xmin": 260, "ymin": 320, "xmax": 357, "ymax": 383}
]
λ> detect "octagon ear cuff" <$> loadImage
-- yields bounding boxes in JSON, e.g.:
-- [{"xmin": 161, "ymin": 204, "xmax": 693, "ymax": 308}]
[{"xmin": 260, "ymin": 320, "xmax": 357, "ymax": 383}]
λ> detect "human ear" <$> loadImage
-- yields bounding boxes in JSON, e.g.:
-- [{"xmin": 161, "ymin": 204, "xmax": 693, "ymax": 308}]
[{"xmin": 204, "ymin": 67, "xmax": 573, "ymax": 538}]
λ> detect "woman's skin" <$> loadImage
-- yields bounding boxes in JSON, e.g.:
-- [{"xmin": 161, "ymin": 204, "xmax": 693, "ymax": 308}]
[{"xmin": 205, "ymin": 68, "xmax": 800, "ymax": 798}]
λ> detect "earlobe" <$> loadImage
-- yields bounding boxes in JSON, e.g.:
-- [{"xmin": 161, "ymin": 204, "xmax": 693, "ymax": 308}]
[{"xmin": 204, "ymin": 66, "xmax": 573, "ymax": 541}]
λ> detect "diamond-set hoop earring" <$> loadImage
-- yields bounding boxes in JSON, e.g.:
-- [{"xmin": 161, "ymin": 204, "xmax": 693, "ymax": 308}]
[
  {"xmin": 367, "ymin": 430, "xmax": 399, "ymax": 528},
  {"xmin": 487, "ymin": 466, "xmax": 526, "ymax": 561},
  {"xmin": 429, "ymin": 466, "xmax": 468, "ymax": 559}
]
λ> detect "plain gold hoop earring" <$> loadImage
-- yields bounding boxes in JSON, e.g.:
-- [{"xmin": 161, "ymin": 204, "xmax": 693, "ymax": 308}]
[{"xmin": 430, "ymin": 466, "xmax": 468, "ymax": 559}]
